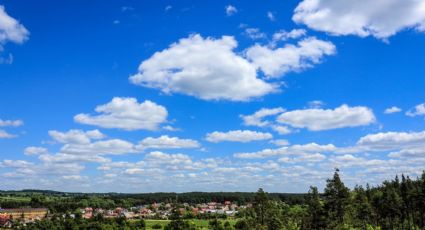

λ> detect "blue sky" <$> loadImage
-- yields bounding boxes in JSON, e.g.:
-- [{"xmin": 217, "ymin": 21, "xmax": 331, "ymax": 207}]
[{"xmin": 1, "ymin": 0, "xmax": 425, "ymax": 192}]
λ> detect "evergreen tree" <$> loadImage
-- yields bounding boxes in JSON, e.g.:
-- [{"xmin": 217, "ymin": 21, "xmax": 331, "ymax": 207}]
[
  {"xmin": 352, "ymin": 186, "xmax": 373, "ymax": 230},
  {"xmin": 303, "ymin": 186, "xmax": 326, "ymax": 230},
  {"xmin": 323, "ymin": 169, "xmax": 350, "ymax": 229}
]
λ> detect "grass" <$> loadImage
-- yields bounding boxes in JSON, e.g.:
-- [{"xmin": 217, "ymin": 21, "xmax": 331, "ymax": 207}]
[{"xmin": 0, "ymin": 196, "xmax": 31, "ymax": 202}]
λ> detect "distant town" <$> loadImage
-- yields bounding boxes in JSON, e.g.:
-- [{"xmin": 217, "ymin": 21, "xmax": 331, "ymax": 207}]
[{"xmin": 0, "ymin": 200, "xmax": 242, "ymax": 228}]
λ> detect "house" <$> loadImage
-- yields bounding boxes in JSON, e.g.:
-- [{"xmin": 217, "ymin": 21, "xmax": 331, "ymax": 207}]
[
  {"xmin": 0, "ymin": 214, "xmax": 13, "ymax": 228},
  {"xmin": 0, "ymin": 208, "xmax": 48, "ymax": 222}
]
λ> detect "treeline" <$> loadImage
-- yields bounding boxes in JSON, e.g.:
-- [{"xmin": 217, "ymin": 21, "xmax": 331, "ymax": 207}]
[
  {"xmin": 232, "ymin": 169, "xmax": 425, "ymax": 230},
  {"xmin": 0, "ymin": 191, "xmax": 305, "ymax": 212}
]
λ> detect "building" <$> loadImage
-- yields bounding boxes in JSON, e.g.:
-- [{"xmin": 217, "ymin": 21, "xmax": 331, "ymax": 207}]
[
  {"xmin": 0, "ymin": 216, "xmax": 13, "ymax": 228},
  {"xmin": 0, "ymin": 208, "xmax": 48, "ymax": 222}
]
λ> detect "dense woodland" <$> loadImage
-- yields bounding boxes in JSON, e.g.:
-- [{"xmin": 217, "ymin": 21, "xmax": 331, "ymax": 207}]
[{"xmin": 2, "ymin": 169, "xmax": 425, "ymax": 229}]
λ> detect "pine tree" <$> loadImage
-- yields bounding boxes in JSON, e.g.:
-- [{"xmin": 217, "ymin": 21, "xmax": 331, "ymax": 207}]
[
  {"xmin": 352, "ymin": 186, "xmax": 373, "ymax": 229},
  {"xmin": 323, "ymin": 169, "xmax": 350, "ymax": 229},
  {"xmin": 304, "ymin": 186, "xmax": 326, "ymax": 230}
]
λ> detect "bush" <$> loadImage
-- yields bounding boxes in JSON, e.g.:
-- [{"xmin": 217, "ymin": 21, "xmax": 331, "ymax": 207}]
[{"xmin": 152, "ymin": 223, "xmax": 163, "ymax": 229}]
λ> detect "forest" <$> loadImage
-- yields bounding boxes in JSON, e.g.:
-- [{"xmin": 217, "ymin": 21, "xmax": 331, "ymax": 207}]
[{"xmin": 2, "ymin": 169, "xmax": 425, "ymax": 230}]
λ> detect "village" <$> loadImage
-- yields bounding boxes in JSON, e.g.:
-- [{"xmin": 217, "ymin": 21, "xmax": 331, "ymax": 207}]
[{"xmin": 0, "ymin": 201, "xmax": 243, "ymax": 228}]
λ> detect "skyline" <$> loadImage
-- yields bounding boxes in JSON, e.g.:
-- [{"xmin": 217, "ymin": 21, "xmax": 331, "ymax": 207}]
[{"xmin": 1, "ymin": 0, "xmax": 425, "ymax": 193}]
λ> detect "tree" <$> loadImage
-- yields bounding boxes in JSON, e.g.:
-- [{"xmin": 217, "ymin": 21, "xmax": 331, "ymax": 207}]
[
  {"xmin": 352, "ymin": 186, "xmax": 373, "ymax": 229},
  {"xmin": 254, "ymin": 188, "xmax": 268, "ymax": 226},
  {"xmin": 209, "ymin": 218, "xmax": 224, "ymax": 230},
  {"xmin": 323, "ymin": 169, "xmax": 350, "ymax": 229},
  {"xmin": 303, "ymin": 186, "xmax": 326, "ymax": 230}
]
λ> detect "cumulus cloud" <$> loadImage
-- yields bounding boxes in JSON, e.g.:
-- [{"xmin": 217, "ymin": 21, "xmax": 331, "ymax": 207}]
[
  {"xmin": 245, "ymin": 37, "xmax": 335, "ymax": 78},
  {"xmin": 0, "ymin": 129, "xmax": 16, "ymax": 138},
  {"xmin": 277, "ymin": 104, "xmax": 375, "ymax": 131},
  {"xmin": 271, "ymin": 125, "xmax": 292, "ymax": 135},
  {"xmin": 272, "ymin": 29, "xmax": 307, "ymax": 42},
  {"xmin": 39, "ymin": 153, "xmax": 110, "ymax": 164},
  {"xmin": 0, "ymin": 6, "xmax": 29, "ymax": 52},
  {"xmin": 137, "ymin": 135, "xmax": 200, "ymax": 150},
  {"xmin": 384, "ymin": 106, "xmax": 402, "ymax": 114},
  {"xmin": 206, "ymin": 130, "xmax": 273, "ymax": 143},
  {"xmin": 293, "ymin": 0, "xmax": 425, "ymax": 39},
  {"xmin": 0, "ymin": 118, "xmax": 23, "ymax": 127},
  {"xmin": 74, "ymin": 97, "xmax": 168, "ymax": 131},
  {"xmin": 406, "ymin": 103, "xmax": 425, "ymax": 117},
  {"xmin": 35, "ymin": 129, "xmax": 139, "ymax": 165},
  {"xmin": 24, "ymin": 146, "xmax": 48, "ymax": 156},
  {"xmin": 234, "ymin": 142, "xmax": 336, "ymax": 158},
  {"xmin": 278, "ymin": 152, "xmax": 326, "ymax": 163},
  {"xmin": 270, "ymin": 139, "xmax": 290, "ymax": 146},
  {"xmin": 225, "ymin": 5, "xmax": 237, "ymax": 16},
  {"xmin": 59, "ymin": 139, "xmax": 136, "ymax": 156},
  {"xmin": 129, "ymin": 34, "xmax": 276, "ymax": 101},
  {"xmin": 240, "ymin": 107, "xmax": 285, "ymax": 127},
  {"xmin": 357, "ymin": 131, "xmax": 425, "ymax": 151},
  {"xmin": 48, "ymin": 129, "xmax": 105, "ymax": 144}
]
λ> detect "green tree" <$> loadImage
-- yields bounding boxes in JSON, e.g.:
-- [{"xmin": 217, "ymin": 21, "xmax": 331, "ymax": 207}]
[
  {"xmin": 303, "ymin": 186, "xmax": 326, "ymax": 230},
  {"xmin": 323, "ymin": 169, "xmax": 350, "ymax": 229}
]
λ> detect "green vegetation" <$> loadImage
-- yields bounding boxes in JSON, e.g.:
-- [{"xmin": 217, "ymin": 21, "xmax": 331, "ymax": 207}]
[
  {"xmin": 233, "ymin": 169, "xmax": 425, "ymax": 229},
  {"xmin": 2, "ymin": 169, "xmax": 425, "ymax": 229},
  {"xmin": 0, "ymin": 191, "xmax": 305, "ymax": 212}
]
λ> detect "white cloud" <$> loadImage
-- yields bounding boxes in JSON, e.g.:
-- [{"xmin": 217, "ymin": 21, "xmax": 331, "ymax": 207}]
[
  {"xmin": 24, "ymin": 146, "xmax": 48, "ymax": 156},
  {"xmin": 308, "ymin": 100, "xmax": 325, "ymax": 108},
  {"xmin": 384, "ymin": 106, "xmax": 402, "ymax": 114},
  {"xmin": 246, "ymin": 37, "xmax": 335, "ymax": 78},
  {"xmin": 406, "ymin": 103, "xmax": 425, "ymax": 117},
  {"xmin": 234, "ymin": 142, "xmax": 336, "ymax": 159},
  {"xmin": 137, "ymin": 135, "xmax": 200, "ymax": 150},
  {"xmin": 271, "ymin": 125, "xmax": 292, "ymax": 135},
  {"xmin": 357, "ymin": 131, "xmax": 425, "ymax": 151},
  {"xmin": 0, "ymin": 6, "xmax": 29, "ymax": 51},
  {"xmin": 278, "ymin": 152, "xmax": 326, "ymax": 163},
  {"xmin": 272, "ymin": 29, "xmax": 307, "ymax": 42},
  {"xmin": 240, "ymin": 107, "xmax": 285, "ymax": 127},
  {"xmin": 267, "ymin": 12, "xmax": 276, "ymax": 21},
  {"xmin": 125, "ymin": 168, "xmax": 144, "ymax": 175},
  {"xmin": 293, "ymin": 0, "xmax": 425, "ymax": 39},
  {"xmin": 0, "ymin": 129, "xmax": 16, "ymax": 138},
  {"xmin": 59, "ymin": 139, "xmax": 136, "ymax": 156},
  {"xmin": 129, "ymin": 34, "xmax": 276, "ymax": 101},
  {"xmin": 163, "ymin": 125, "xmax": 180, "ymax": 131},
  {"xmin": 0, "ymin": 119, "xmax": 23, "ymax": 127},
  {"xmin": 39, "ymin": 153, "xmax": 110, "ymax": 164},
  {"xmin": 74, "ymin": 97, "xmax": 168, "ymax": 131},
  {"xmin": 270, "ymin": 139, "xmax": 290, "ymax": 146},
  {"xmin": 225, "ymin": 5, "xmax": 237, "ymax": 16},
  {"xmin": 277, "ymin": 104, "xmax": 375, "ymax": 131},
  {"xmin": 48, "ymin": 129, "xmax": 105, "ymax": 144},
  {"xmin": 244, "ymin": 28, "xmax": 267, "ymax": 40},
  {"xmin": 206, "ymin": 130, "xmax": 272, "ymax": 143},
  {"xmin": 1, "ymin": 159, "xmax": 33, "ymax": 168},
  {"xmin": 62, "ymin": 175, "xmax": 87, "ymax": 181}
]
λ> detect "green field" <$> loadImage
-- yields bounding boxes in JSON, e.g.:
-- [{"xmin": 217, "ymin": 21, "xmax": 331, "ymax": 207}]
[
  {"xmin": 0, "ymin": 196, "xmax": 31, "ymax": 202},
  {"xmin": 144, "ymin": 219, "xmax": 237, "ymax": 230}
]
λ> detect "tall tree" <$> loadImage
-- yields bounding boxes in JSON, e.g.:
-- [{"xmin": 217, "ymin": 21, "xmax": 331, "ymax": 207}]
[
  {"xmin": 303, "ymin": 186, "xmax": 326, "ymax": 230},
  {"xmin": 323, "ymin": 169, "xmax": 350, "ymax": 229}
]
